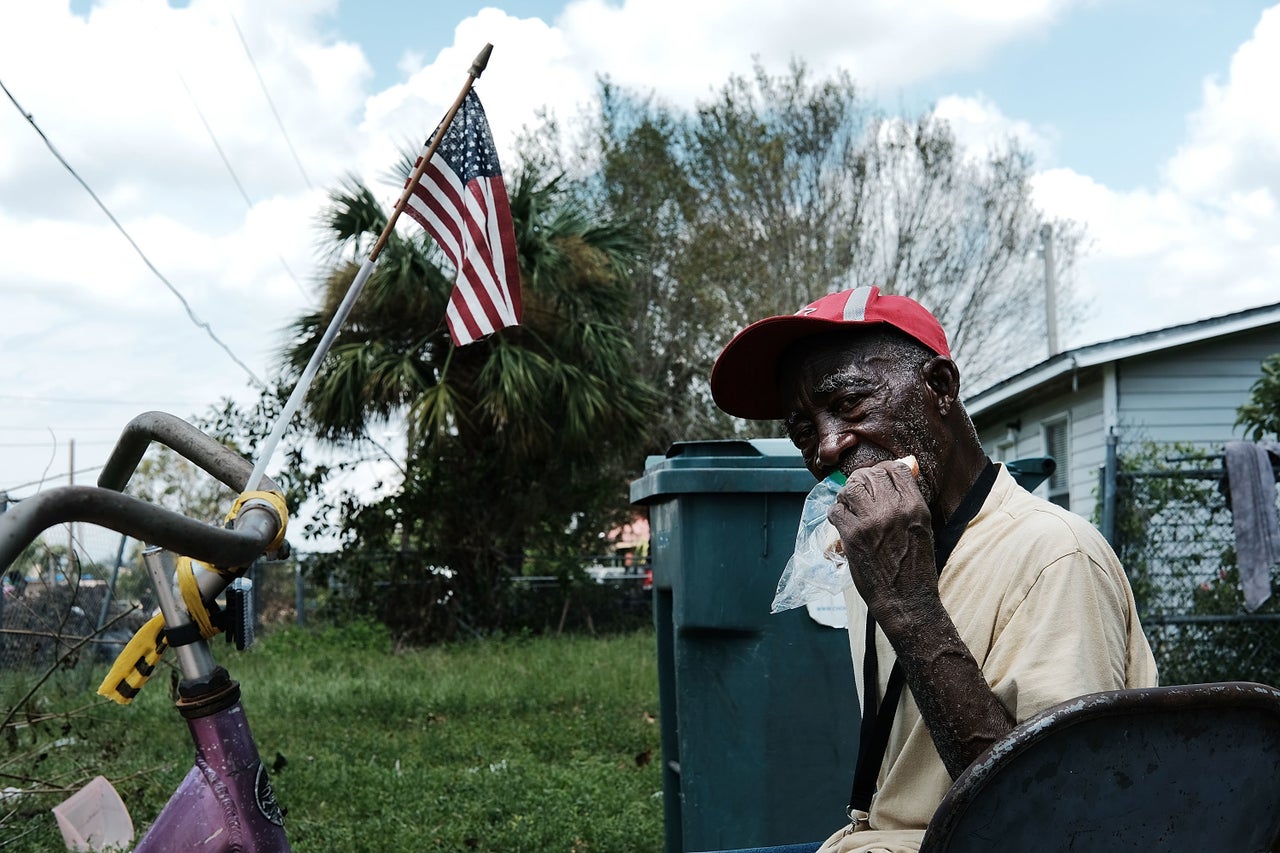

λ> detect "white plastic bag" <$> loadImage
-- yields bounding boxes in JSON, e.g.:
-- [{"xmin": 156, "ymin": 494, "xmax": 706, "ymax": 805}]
[{"xmin": 771, "ymin": 472, "xmax": 852, "ymax": 613}]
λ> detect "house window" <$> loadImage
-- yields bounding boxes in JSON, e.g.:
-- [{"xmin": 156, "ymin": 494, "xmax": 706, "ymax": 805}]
[{"xmin": 1043, "ymin": 418, "xmax": 1070, "ymax": 509}]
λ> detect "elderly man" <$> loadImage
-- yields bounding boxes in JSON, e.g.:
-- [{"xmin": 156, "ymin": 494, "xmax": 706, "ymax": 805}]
[{"xmin": 708, "ymin": 286, "xmax": 1157, "ymax": 853}]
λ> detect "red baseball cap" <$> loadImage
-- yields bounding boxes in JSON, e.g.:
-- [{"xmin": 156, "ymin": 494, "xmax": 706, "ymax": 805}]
[{"xmin": 710, "ymin": 286, "xmax": 951, "ymax": 420}]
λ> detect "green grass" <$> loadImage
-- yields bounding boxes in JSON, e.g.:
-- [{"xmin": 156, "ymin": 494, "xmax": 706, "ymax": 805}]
[{"xmin": 1, "ymin": 624, "xmax": 664, "ymax": 852}]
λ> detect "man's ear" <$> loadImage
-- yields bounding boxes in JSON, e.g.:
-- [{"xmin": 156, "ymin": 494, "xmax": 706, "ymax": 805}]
[{"xmin": 922, "ymin": 357, "xmax": 961, "ymax": 415}]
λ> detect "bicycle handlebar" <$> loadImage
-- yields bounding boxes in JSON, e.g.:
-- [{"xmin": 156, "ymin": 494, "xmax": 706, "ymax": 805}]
[
  {"xmin": 99, "ymin": 411, "xmax": 274, "ymax": 495},
  {"xmin": 0, "ymin": 485, "xmax": 278, "ymax": 570},
  {"xmin": 0, "ymin": 411, "xmax": 285, "ymax": 572}
]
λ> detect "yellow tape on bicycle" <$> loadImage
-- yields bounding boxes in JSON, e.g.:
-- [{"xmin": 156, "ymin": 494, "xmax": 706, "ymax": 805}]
[
  {"xmin": 224, "ymin": 490, "xmax": 289, "ymax": 555},
  {"xmin": 178, "ymin": 557, "xmax": 220, "ymax": 641},
  {"xmin": 97, "ymin": 561, "xmax": 222, "ymax": 706},
  {"xmin": 96, "ymin": 488, "xmax": 290, "ymax": 705},
  {"xmin": 97, "ymin": 613, "xmax": 168, "ymax": 705}
]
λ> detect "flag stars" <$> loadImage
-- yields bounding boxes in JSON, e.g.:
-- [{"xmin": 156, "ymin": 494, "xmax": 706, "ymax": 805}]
[{"xmin": 428, "ymin": 92, "xmax": 502, "ymax": 182}]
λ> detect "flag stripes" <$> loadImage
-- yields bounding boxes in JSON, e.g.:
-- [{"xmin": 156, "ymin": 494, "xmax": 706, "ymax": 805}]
[{"xmin": 403, "ymin": 90, "xmax": 521, "ymax": 346}]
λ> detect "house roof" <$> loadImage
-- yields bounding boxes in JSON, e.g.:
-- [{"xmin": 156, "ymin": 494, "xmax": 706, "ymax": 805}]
[{"xmin": 965, "ymin": 301, "xmax": 1280, "ymax": 418}]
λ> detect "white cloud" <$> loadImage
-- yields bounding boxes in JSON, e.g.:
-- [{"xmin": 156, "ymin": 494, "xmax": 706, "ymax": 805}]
[
  {"xmin": 1166, "ymin": 6, "xmax": 1280, "ymax": 199},
  {"xmin": 932, "ymin": 94, "xmax": 1058, "ymax": 164},
  {"xmin": 357, "ymin": 9, "xmax": 585, "ymax": 197},
  {"xmin": 555, "ymin": 0, "xmax": 1075, "ymax": 104},
  {"xmin": 1027, "ymin": 6, "xmax": 1280, "ymax": 346}
]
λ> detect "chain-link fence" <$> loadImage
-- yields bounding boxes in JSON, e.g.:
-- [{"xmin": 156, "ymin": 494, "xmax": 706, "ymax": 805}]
[
  {"xmin": 0, "ymin": 522, "xmax": 304, "ymax": 674},
  {"xmin": 1, "ymin": 523, "xmax": 653, "ymax": 675},
  {"xmin": 1108, "ymin": 448, "xmax": 1280, "ymax": 686},
  {"xmin": 293, "ymin": 549, "xmax": 652, "ymax": 641}
]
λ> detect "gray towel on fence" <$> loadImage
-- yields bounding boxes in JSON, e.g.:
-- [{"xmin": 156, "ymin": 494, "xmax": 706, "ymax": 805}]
[{"xmin": 1224, "ymin": 440, "xmax": 1280, "ymax": 612}]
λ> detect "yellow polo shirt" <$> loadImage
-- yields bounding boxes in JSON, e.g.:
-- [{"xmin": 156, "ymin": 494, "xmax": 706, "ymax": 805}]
[{"xmin": 818, "ymin": 464, "xmax": 1158, "ymax": 853}]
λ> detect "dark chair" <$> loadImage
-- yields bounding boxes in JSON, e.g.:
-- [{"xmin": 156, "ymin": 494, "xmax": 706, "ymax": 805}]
[{"xmin": 919, "ymin": 682, "xmax": 1280, "ymax": 852}]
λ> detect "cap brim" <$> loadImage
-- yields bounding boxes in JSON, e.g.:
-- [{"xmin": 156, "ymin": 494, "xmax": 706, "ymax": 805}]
[{"xmin": 710, "ymin": 315, "xmax": 861, "ymax": 420}]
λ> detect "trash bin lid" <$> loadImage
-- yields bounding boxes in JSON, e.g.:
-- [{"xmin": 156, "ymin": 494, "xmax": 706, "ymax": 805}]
[{"xmin": 630, "ymin": 438, "xmax": 815, "ymax": 502}]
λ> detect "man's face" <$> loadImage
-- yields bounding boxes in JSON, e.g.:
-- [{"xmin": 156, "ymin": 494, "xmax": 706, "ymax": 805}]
[{"xmin": 779, "ymin": 333, "xmax": 944, "ymax": 503}]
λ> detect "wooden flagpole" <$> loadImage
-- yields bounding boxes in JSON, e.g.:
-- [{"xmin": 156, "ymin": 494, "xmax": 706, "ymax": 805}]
[
  {"xmin": 370, "ymin": 43, "xmax": 493, "ymax": 262},
  {"xmin": 244, "ymin": 44, "xmax": 494, "ymax": 493}
]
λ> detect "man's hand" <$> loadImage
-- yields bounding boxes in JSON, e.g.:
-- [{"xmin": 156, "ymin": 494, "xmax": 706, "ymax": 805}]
[
  {"xmin": 828, "ymin": 458, "xmax": 939, "ymax": 635},
  {"xmin": 829, "ymin": 457, "xmax": 1015, "ymax": 780}
]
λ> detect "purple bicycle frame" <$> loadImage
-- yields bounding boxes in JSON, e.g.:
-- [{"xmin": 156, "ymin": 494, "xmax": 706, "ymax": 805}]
[
  {"xmin": 129, "ymin": 544, "xmax": 291, "ymax": 853},
  {"xmin": 135, "ymin": 688, "xmax": 289, "ymax": 853}
]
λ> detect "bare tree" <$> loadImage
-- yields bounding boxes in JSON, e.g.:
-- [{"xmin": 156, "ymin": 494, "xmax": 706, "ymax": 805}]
[{"xmin": 531, "ymin": 62, "xmax": 1084, "ymax": 444}]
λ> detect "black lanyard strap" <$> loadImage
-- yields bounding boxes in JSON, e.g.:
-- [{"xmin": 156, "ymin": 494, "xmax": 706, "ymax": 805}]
[{"xmin": 847, "ymin": 460, "xmax": 997, "ymax": 815}]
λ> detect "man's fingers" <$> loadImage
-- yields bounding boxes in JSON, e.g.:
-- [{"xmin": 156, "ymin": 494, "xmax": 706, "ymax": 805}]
[
  {"xmin": 843, "ymin": 464, "xmax": 904, "ymax": 502},
  {"xmin": 830, "ymin": 459, "xmax": 922, "ymax": 530}
]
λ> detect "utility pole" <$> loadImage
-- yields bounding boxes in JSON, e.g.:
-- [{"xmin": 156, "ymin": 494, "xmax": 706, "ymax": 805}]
[
  {"xmin": 67, "ymin": 438, "xmax": 75, "ymax": 579},
  {"xmin": 1041, "ymin": 223, "xmax": 1060, "ymax": 358}
]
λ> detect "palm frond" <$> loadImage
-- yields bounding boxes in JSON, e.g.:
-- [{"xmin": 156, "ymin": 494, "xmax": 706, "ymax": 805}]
[
  {"xmin": 319, "ymin": 176, "xmax": 387, "ymax": 259},
  {"xmin": 475, "ymin": 339, "xmax": 555, "ymax": 449},
  {"xmin": 409, "ymin": 380, "xmax": 466, "ymax": 447}
]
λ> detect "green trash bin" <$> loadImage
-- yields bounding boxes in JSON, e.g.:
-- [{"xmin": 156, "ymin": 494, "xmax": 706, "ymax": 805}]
[{"xmin": 631, "ymin": 439, "xmax": 861, "ymax": 853}]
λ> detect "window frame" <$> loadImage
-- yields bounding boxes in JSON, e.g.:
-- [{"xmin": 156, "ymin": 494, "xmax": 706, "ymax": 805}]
[{"xmin": 1042, "ymin": 415, "xmax": 1071, "ymax": 509}]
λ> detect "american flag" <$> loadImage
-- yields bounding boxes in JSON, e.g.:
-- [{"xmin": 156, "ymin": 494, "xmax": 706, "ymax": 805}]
[{"xmin": 405, "ymin": 90, "xmax": 521, "ymax": 345}]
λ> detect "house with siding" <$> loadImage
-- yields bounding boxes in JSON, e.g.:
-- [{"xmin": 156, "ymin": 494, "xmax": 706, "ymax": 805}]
[{"xmin": 964, "ymin": 301, "xmax": 1280, "ymax": 523}]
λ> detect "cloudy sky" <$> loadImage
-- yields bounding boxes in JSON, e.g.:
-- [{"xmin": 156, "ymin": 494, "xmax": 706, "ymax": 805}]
[{"xmin": 1, "ymin": 0, "xmax": 1278, "ymax": 548}]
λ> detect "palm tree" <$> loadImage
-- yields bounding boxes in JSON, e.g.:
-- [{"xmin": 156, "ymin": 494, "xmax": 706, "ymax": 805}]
[{"xmin": 282, "ymin": 160, "xmax": 657, "ymax": 641}]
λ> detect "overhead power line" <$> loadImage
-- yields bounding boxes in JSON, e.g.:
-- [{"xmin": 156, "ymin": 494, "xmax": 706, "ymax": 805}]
[
  {"xmin": 179, "ymin": 73, "xmax": 255, "ymax": 207},
  {"xmin": 0, "ymin": 75, "xmax": 265, "ymax": 389},
  {"xmin": 3, "ymin": 466, "xmax": 105, "ymax": 495},
  {"xmin": 0, "ymin": 393, "xmax": 208, "ymax": 406},
  {"xmin": 0, "ymin": 425, "xmax": 123, "ymax": 432},
  {"xmin": 0, "ymin": 440, "xmax": 117, "ymax": 448},
  {"xmin": 177, "ymin": 72, "xmax": 313, "ymax": 304},
  {"xmin": 230, "ymin": 13, "xmax": 313, "ymax": 190}
]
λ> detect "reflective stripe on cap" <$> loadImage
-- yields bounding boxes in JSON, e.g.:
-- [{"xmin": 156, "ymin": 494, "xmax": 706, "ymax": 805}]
[{"xmin": 843, "ymin": 286, "xmax": 874, "ymax": 321}]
